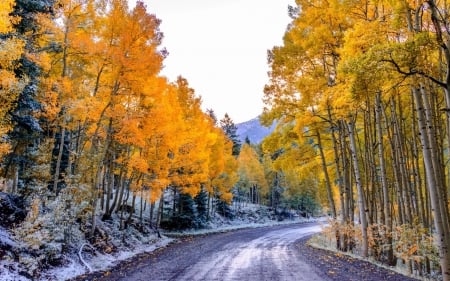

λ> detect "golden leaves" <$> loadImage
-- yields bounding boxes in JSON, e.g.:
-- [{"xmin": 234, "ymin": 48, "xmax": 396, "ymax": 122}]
[
  {"xmin": 0, "ymin": 0, "xmax": 15, "ymax": 33},
  {"xmin": 0, "ymin": 0, "xmax": 239, "ymax": 206},
  {"xmin": 238, "ymin": 143, "xmax": 268, "ymax": 193},
  {"xmin": 0, "ymin": 1, "xmax": 26, "ymax": 158}
]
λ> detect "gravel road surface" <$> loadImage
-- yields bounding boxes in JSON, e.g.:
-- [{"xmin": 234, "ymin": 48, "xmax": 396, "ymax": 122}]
[{"xmin": 73, "ymin": 222, "xmax": 418, "ymax": 281}]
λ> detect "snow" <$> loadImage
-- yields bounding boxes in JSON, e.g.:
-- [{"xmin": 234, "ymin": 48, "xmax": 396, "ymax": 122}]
[
  {"xmin": 0, "ymin": 200, "xmax": 324, "ymax": 281},
  {"xmin": 164, "ymin": 216, "xmax": 321, "ymax": 237},
  {"xmin": 43, "ymin": 237, "xmax": 174, "ymax": 281},
  {"xmin": 0, "ymin": 227, "xmax": 17, "ymax": 248},
  {"xmin": 0, "ymin": 261, "xmax": 29, "ymax": 281},
  {"xmin": 44, "ymin": 219, "xmax": 317, "ymax": 281}
]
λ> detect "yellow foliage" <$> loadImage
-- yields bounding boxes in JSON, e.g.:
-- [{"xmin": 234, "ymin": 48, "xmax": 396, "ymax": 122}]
[
  {"xmin": 0, "ymin": 0, "xmax": 15, "ymax": 33},
  {"xmin": 238, "ymin": 143, "xmax": 268, "ymax": 194}
]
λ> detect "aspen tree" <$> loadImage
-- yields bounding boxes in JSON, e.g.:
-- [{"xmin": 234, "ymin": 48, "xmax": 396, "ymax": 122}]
[{"xmin": 0, "ymin": 0, "xmax": 25, "ymax": 159}]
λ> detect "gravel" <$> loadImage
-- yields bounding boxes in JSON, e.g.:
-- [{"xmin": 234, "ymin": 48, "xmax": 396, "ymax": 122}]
[{"xmin": 70, "ymin": 223, "xmax": 419, "ymax": 281}]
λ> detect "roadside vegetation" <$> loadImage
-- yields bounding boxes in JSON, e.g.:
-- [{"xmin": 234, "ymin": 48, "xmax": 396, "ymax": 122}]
[{"xmin": 262, "ymin": 0, "xmax": 450, "ymax": 280}]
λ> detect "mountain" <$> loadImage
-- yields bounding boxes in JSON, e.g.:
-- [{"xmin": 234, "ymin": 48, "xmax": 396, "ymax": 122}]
[{"xmin": 236, "ymin": 117, "xmax": 276, "ymax": 144}]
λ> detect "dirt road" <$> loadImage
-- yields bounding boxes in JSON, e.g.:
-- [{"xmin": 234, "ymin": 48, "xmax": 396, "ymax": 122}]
[{"xmin": 74, "ymin": 222, "xmax": 417, "ymax": 281}]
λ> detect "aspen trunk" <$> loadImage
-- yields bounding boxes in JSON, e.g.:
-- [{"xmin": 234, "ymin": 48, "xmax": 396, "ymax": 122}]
[
  {"xmin": 52, "ymin": 126, "xmax": 66, "ymax": 195},
  {"xmin": 103, "ymin": 156, "xmax": 115, "ymax": 219},
  {"xmin": 110, "ymin": 169, "xmax": 124, "ymax": 214},
  {"xmin": 392, "ymin": 97, "xmax": 414, "ymax": 224},
  {"xmin": 328, "ymin": 107, "xmax": 348, "ymax": 251},
  {"xmin": 381, "ymin": 99, "xmax": 404, "ymax": 225},
  {"xmin": 316, "ymin": 129, "xmax": 337, "ymax": 219},
  {"xmin": 413, "ymin": 86, "xmax": 450, "ymax": 280},
  {"xmin": 411, "ymin": 108, "xmax": 427, "ymax": 226},
  {"xmin": 347, "ymin": 118, "xmax": 368, "ymax": 257},
  {"xmin": 420, "ymin": 85, "xmax": 450, "ymax": 235},
  {"xmin": 149, "ymin": 201, "xmax": 155, "ymax": 227},
  {"xmin": 375, "ymin": 92, "xmax": 395, "ymax": 265},
  {"xmin": 156, "ymin": 192, "xmax": 164, "ymax": 228},
  {"xmin": 339, "ymin": 120, "xmax": 354, "ymax": 226},
  {"xmin": 90, "ymin": 168, "xmax": 102, "ymax": 238}
]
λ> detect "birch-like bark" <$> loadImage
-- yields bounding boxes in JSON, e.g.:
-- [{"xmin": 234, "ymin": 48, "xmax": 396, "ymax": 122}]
[
  {"xmin": 316, "ymin": 128, "xmax": 337, "ymax": 219},
  {"xmin": 375, "ymin": 92, "xmax": 394, "ymax": 265},
  {"xmin": 347, "ymin": 118, "xmax": 368, "ymax": 257},
  {"xmin": 413, "ymin": 86, "xmax": 450, "ymax": 280}
]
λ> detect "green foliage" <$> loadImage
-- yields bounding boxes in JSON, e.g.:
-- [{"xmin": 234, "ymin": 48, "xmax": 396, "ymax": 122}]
[
  {"xmin": 162, "ymin": 193, "xmax": 199, "ymax": 230},
  {"xmin": 215, "ymin": 198, "xmax": 234, "ymax": 219},
  {"xmin": 220, "ymin": 113, "xmax": 241, "ymax": 156},
  {"xmin": 282, "ymin": 190, "xmax": 320, "ymax": 217},
  {"xmin": 194, "ymin": 187, "xmax": 208, "ymax": 226}
]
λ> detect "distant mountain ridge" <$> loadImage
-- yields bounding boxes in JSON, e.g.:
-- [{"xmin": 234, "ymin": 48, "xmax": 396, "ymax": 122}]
[{"xmin": 236, "ymin": 117, "xmax": 276, "ymax": 144}]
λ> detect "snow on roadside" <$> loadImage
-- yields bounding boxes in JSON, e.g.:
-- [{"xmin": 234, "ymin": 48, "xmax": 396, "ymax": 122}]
[
  {"xmin": 0, "ymin": 227, "xmax": 27, "ymax": 281},
  {"xmin": 58, "ymin": 217, "xmax": 320, "ymax": 280},
  {"xmin": 0, "ymin": 201, "xmax": 325, "ymax": 281},
  {"xmin": 43, "ymin": 237, "xmax": 174, "ymax": 281},
  {"xmin": 164, "ymin": 216, "xmax": 322, "ymax": 237},
  {"xmin": 0, "ymin": 227, "xmax": 17, "ymax": 248},
  {"xmin": 53, "ymin": 218, "xmax": 318, "ymax": 280}
]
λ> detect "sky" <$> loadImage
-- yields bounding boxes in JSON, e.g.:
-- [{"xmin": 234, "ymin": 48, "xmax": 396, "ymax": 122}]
[{"xmin": 139, "ymin": 0, "xmax": 295, "ymax": 123}]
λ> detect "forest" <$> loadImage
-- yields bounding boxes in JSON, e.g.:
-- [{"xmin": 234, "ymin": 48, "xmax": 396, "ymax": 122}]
[
  {"xmin": 0, "ymin": 0, "xmax": 320, "ymax": 279},
  {"xmin": 1, "ymin": 0, "xmax": 450, "ymax": 280},
  {"xmin": 261, "ymin": 0, "xmax": 450, "ymax": 280}
]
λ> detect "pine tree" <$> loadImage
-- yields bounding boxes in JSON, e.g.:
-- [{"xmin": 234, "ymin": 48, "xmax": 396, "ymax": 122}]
[
  {"xmin": 220, "ymin": 113, "xmax": 241, "ymax": 156},
  {"xmin": 206, "ymin": 109, "xmax": 218, "ymax": 126},
  {"xmin": 194, "ymin": 187, "xmax": 208, "ymax": 227},
  {"xmin": 171, "ymin": 193, "xmax": 198, "ymax": 230},
  {"xmin": 216, "ymin": 198, "xmax": 234, "ymax": 219},
  {"xmin": 3, "ymin": 0, "xmax": 55, "ymax": 190}
]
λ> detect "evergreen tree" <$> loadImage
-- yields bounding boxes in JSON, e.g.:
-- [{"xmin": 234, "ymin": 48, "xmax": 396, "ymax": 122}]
[
  {"xmin": 194, "ymin": 187, "xmax": 208, "ymax": 227},
  {"xmin": 163, "ymin": 192, "xmax": 199, "ymax": 230},
  {"xmin": 216, "ymin": 198, "xmax": 234, "ymax": 219},
  {"xmin": 206, "ymin": 108, "xmax": 218, "ymax": 126},
  {"xmin": 220, "ymin": 113, "xmax": 241, "ymax": 156},
  {"xmin": 3, "ymin": 0, "xmax": 55, "ymax": 189},
  {"xmin": 175, "ymin": 193, "xmax": 198, "ymax": 230}
]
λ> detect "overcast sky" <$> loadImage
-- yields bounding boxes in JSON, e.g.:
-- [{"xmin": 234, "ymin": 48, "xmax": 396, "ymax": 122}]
[{"xmin": 140, "ymin": 0, "xmax": 295, "ymax": 123}]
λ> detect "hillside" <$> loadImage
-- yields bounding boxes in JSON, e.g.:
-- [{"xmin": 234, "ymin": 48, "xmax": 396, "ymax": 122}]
[{"xmin": 236, "ymin": 117, "xmax": 276, "ymax": 144}]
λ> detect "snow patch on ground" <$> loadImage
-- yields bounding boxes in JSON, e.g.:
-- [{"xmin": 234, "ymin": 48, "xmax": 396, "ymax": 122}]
[
  {"xmin": 0, "ymin": 227, "xmax": 17, "ymax": 248},
  {"xmin": 0, "ymin": 201, "xmax": 324, "ymax": 281},
  {"xmin": 165, "ymin": 216, "xmax": 321, "ymax": 237},
  {"xmin": 42, "ymin": 237, "xmax": 173, "ymax": 281},
  {"xmin": 0, "ymin": 261, "xmax": 29, "ymax": 281}
]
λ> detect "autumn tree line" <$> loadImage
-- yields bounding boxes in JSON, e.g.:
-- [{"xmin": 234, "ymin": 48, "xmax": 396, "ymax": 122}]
[
  {"xmin": 261, "ymin": 0, "xmax": 450, "ymax": 279},
  {"xmin": 9, "ymin": 0, "xmax": 450, "ymax": 279},
  {"xmin": 0, "ymin": 0, "xmax": 258, "ymax": 236},
  {"xmin": 0, "ymin": 0, "xmax": 326, "ymax": 270}
]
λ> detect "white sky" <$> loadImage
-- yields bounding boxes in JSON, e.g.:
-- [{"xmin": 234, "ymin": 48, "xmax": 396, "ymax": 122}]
[{"xmin": 140, "ymin": 0, "xmax": 295, "ymax": 123}]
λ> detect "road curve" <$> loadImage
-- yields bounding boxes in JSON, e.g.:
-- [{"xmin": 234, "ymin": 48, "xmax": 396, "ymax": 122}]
[{"xmin": 102, "ymin": 223, "xmax": 326, "ymax": 281}]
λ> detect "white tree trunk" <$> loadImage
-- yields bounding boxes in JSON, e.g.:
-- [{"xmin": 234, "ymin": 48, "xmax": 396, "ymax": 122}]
[{"xmin": 347, "ymin": 118, "xmax": 368, "ymax": 257}]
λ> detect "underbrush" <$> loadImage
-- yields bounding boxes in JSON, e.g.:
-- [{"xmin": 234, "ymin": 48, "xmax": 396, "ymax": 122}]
[
  {"xmin": 309, "ymin": 219, "xmax": 441, "ymax": 281},
  {"xmin": 0, "ymin": 188, "xmax": 165, "ymax": 280}
]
